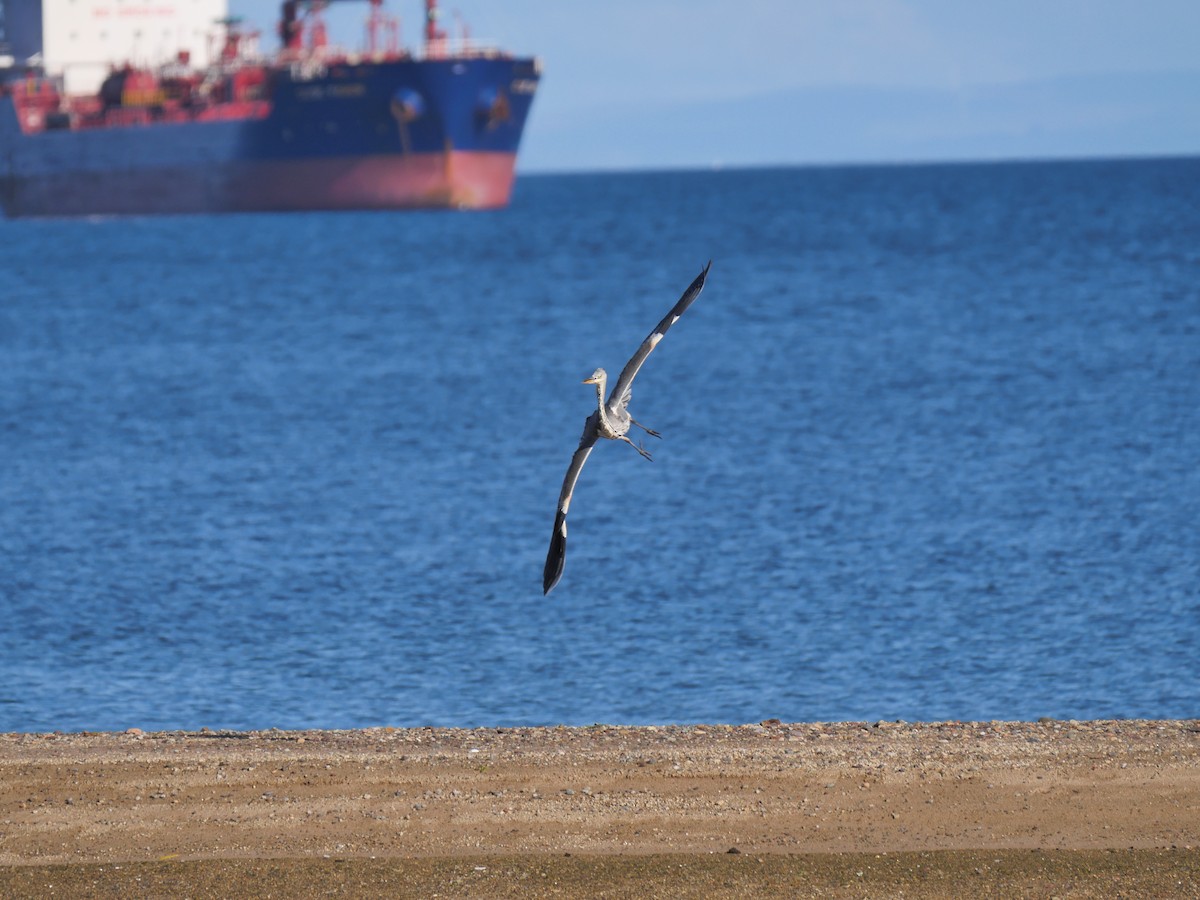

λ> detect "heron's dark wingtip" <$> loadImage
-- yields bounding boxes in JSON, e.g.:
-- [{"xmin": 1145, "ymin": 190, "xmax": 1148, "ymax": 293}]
[
  {"xmin": 667, "ymin": 261, "xmax": 712, "ymax": 321},
  {"xmin": 543, "ymin": 512, "xmax": 567, "ymax": 595}
]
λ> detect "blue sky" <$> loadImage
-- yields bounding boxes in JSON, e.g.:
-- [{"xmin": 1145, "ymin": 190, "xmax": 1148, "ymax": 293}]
[{"xmin": 234, "ymin": 1, "xmax": 1200, "ymax": 171}]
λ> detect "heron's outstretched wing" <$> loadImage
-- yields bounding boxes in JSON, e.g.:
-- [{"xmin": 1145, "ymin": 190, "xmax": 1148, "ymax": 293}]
[
  {"xmin": 606, "ymin": 261, "xmax": 711, "ymax": 415},
  {"xmin": 543, "ymin": 417, "xmax": 600, "ymax": 595}
]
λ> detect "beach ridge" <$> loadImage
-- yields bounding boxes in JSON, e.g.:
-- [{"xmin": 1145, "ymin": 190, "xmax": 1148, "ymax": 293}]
[{"xmin": 2, "ymin": 719, "xmax": 1198, "ymax": 896}]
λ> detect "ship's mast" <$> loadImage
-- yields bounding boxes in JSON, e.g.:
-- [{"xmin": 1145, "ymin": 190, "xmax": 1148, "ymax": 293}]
[
  {"xmin": 365, "ymin": 0, "xmax": 400, "ymax": 56},
  {"xmin": 424, "ymin": 0, "xmax": 447, "ymax": 58}
]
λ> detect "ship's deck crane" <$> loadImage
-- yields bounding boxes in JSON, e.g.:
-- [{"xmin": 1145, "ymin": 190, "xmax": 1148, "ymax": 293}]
[{"xmin": 279, "ymin": 0, "xmax": 458, "ymax": 59}]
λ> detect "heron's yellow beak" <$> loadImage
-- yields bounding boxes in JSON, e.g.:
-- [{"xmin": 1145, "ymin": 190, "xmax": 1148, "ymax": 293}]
[{"xmin": 582, "ymin": 376, "xmax": 599, "ymax": 384}]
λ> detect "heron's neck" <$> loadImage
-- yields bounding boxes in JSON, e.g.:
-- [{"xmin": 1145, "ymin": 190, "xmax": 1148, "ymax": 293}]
[{"xmin": 593, "ymin": 376, "xmax": 611, "ymax": 423}]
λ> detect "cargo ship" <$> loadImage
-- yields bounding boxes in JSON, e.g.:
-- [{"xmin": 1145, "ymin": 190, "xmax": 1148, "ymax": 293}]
[{"xmin": 0, "ymin": 0, "xmax": 540, "ymax": 217}]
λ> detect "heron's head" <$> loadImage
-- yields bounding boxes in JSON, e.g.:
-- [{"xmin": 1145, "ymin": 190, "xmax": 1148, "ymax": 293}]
[{"xmin": 582, "ymin": 367, "xmax": 606, "ymax": 385}]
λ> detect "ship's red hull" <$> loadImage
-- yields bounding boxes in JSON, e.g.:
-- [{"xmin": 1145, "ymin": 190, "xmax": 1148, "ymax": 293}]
[{"xmin": 5, "ymin": 150, "xmax": 518, "ymax": 217}]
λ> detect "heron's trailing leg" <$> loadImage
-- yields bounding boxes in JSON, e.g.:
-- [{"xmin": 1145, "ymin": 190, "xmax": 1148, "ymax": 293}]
[
  {"xmin": 619, "ymin": 435, "xmax": 654, "ymax": 461},
  {"xmin": 630, "ymin": 416, "xmax": 661, "ymax": 439}
]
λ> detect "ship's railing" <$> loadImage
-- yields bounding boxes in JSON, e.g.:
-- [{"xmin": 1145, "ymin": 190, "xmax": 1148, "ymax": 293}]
[
  {"xmin": 268, "ymin": 36, "xmax": 513, "ymax": 70},
  {"xmin": 420, "ymin": 37, "xmax": 510, "ymax": 61}
]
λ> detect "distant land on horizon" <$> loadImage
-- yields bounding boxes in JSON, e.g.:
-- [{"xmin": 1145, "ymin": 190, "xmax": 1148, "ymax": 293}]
[{"xmin": 518, "ymin": 69, "xmax": 1200, "ymax": 173}]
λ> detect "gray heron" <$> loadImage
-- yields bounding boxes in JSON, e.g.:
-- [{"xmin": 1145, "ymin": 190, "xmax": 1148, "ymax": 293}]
[{"xmin": 543, "ymin": 261, "xmax": 712, "ymax": 595}]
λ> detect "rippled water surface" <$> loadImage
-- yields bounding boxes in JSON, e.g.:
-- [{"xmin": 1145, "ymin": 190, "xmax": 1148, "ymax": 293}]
[{"xmin": 2, "ymin": 158, "xmax": 1198, "ymax": 732}]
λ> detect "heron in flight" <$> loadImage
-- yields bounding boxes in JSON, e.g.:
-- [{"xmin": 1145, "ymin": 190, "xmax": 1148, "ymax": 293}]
[{"xmin": 543, "ymin": 261, "xmax": 712, "ymax": 595}]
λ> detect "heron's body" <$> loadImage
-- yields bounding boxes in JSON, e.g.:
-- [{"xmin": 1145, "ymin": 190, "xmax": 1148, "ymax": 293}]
[
  {"xmin": 543, "ymin": 262, "xmax": 712, "ymax": 595},
  {"xmin": 588, "ymin": 376, "xmax": 634, "ymax": 441}
]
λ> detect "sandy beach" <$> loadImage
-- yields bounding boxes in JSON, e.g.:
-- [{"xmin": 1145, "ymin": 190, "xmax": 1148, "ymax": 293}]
[{"xmin": 2, "ymin": 719, "xmax": 1198, "ymax": 897}]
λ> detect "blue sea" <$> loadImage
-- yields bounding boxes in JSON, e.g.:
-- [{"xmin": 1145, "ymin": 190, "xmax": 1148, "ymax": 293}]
[{"xmin": 2, "ymin": 158, "xmax": 1198, "ymax": 733}]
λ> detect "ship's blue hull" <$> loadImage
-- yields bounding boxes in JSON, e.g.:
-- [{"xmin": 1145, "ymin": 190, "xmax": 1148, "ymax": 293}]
[{"xmin": 0, "ymin": 56, "xmax": 539, "ymax": 216}]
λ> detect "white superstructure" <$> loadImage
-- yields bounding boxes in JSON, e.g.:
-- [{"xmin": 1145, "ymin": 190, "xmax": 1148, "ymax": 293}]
[{"xmin": 8, "ymin": 0, "xmax": 228, "ymax": 93}]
